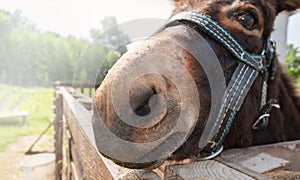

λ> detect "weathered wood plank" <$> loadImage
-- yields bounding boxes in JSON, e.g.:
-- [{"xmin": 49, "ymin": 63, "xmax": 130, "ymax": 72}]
[
  {"xmin": 61, "ymin": 87, "xmax": 115, "ymax": 179},
  {"xmin": 120, "ymin": 170, "xmax": 162, "ymax": 180},
  {"xmin": 163, "ymin": 140, "xmax": 300, "ymax": 179},
  {"xmin": 65, "ymin": 127, "xmax": 73, "ymax": 180},
  {"xmin": 264, "ymin": 170, "xmax": 300, "ymax": 179},
  {"xmin": 215, "ymin": 157, "xmax": 270, "ymax": 180},
  {"xmin": 54, "ymin": 91, "xmax": 63, "ymax": 180},
  {"xmin": 220, "ymin": 140, "xmax": 300, "ymax": 173},
  {"xmin": 54, "ymin": 81, "xmax": 101, "ymax": 89},
  {"xmin": 64, "ymin": 86, "xmax": 92, "ymax": 110},
  {"xmin": 61, "ymin": 115, "xmax": 68, "ymax": 180},
  {"xmin": 164, "ymin": 160, "xmax": 256, "ymax": 180},
  {"xmin": 239, "ymin": 153, "xmax": 289, "ymax": 173},
  {"xmin": 70, "ymin": 139, "xmax": 84, "ymax": 179},
  {"xmin": 77, "ymin": 98, "xmax": 92, "ymax": 111},
  {"xmin": 71, "ymin": 161, "xmax": 79, "ymax": 180}
]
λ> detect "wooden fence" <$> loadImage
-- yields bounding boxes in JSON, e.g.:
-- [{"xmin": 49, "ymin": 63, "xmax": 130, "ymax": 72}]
[
  {"xmin": 53, "ymin": 85, "xmax": 300, "ymax": 180},
  {"xmin": 54, "ymin": 81, "xmax": 101, "ymax": 97}
]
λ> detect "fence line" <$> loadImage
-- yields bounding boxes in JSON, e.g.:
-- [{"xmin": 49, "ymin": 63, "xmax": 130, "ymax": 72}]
[{"xmin": 53, "ymin": 85, "xmax": 300, "ymax": 179}]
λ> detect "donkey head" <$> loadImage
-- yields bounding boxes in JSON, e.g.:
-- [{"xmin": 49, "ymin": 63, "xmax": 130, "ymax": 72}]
[{"xmin": 93, "ymin": 0, "xmax": 300, "ymax": 169}]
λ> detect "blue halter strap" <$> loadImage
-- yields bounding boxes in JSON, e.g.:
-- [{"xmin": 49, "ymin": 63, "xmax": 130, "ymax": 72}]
[{"xmin": 167, "ymin": 12, "xmax": 278, "ymax": 160}]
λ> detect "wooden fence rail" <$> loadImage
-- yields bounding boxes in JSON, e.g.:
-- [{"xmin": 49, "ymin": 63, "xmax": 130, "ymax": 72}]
[
  {"xmin": 54, "ymin": 81, "xmax": 101, "ymax": 97},
  {"xmin": 53, "ymin": 86, "xmax": 300, "ymax": 180},
  {"xmin": 54, "ymin": 86, "xmax": 160, "ymax": 179}
]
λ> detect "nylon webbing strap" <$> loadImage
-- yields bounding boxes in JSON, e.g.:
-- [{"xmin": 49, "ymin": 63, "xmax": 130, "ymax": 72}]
[
  {"xmin": 205, "ymin": 63, "xmax": 258, "ymax": 152},
  {"xmin": 167, "ymin": 12, "xmax": 263, "ymax": 158},
  {"xmin": 169, "ymin": 12, "xmax": 264, "ymax": 71}
]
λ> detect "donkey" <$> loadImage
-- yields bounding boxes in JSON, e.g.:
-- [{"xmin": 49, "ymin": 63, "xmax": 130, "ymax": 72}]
[{"xmin": 93, "ymin": 0, "xmax": 300, "ymax": 169}]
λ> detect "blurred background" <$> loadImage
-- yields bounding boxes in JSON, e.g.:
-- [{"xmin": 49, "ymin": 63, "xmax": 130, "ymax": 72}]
[
  {"xmin": 0, "ymin": 0, "xmax": 299, "ymax": 87},
  {"xmin": 0, "ymin": 0, "xmax": 299, "ymax": 179}
]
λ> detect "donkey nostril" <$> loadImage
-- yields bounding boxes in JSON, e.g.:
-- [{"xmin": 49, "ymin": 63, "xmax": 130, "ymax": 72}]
[
  {"xmin": 135, "ymin": 91, "xmax": 166, "ymax": 117},
  {"xmin": 134, "ymin": 95, "xmax": 152, "ymax": 116},
  {"xmin": 128, "ymin": 80, "xmax": 168, "ymax": 128},
  {"xmin": 129, "ymin": 83, "xmax": 155, "ymax": 116}
]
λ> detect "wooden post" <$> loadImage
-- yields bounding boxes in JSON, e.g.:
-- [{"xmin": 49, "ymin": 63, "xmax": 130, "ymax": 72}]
[
  {"xmin": 81, "ymin": 86, "xmax": 84, "ymax": 94},
  {"xmin": 54, "ymin": 89, "xmax": 63, "ymax": 180},
  {"xmin": 89, "ymin": 87, "xmax": 92, "ymax": 97}
]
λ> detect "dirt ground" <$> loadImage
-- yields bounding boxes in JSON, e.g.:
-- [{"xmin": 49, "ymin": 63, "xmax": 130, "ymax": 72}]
[{"xmin": 0, "ymin": 135, "xmax": 54, "ymax": 180}]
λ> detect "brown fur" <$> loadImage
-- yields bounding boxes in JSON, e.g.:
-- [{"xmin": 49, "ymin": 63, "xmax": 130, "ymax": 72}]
[{"xmin": 95, "ymin": 0, "xmax": 300, "ymax": 168}]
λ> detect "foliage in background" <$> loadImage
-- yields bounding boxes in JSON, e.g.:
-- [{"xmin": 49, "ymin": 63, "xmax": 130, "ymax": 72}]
[
  {"xmin": 90, "ymin": 16, "xmax": 129, "ymax": 53},
  {"xmin": 0, "ymin": 10, "xmax": 129, "ymax": 87},
  {"xmin": 286, "ymin": 44, "xmax": 300, "ymax": 84},
  {"xmin": 0, "ymin": 84, "xmax": 54, "ymax": 151},
  {"xmin": 97, "ymin": 51, "xmax": 120, "ymax": 82}
]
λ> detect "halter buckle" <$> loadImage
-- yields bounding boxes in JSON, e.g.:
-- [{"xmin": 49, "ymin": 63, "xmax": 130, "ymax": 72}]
[{"xmin": 252, "ymin": 55, "xmax": 265, "ymax": 72}]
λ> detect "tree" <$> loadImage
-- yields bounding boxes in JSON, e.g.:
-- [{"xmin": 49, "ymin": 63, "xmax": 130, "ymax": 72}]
[
  {"xmin": 286, "ymin": 44, "xmax": 300, "ymax": 83},
  {"xmin": 88, "ymin": 16, "xmax": 130, "ymax": 83},
  {"xmin": 90, "ymin": 16, "xmax": 130, "ymax": 54},
  {"xmin": 0, "ymin": 10, "xmax": 124, "ymax": 86},
  {"xmin": 97, "ymin": 51, "xmax": 120, "ymax": 82}
]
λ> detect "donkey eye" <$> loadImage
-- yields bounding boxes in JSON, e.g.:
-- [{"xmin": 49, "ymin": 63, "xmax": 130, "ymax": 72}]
[{"xmin": 237, "ymin": 12, "xmax": 258, "ymax": 30}]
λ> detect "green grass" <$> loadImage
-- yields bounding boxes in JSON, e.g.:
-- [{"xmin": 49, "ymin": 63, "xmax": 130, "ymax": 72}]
[
  {"xmin": 0, "ymin": 84, "xmax": 54, "ymax": 152},
  {"xmin": 2, "ymin": 92, "xmax": 26, "ymax": 111},
  {"xmin": 0, "ymin": 90, "xmax": 10, "ymax": 102}
]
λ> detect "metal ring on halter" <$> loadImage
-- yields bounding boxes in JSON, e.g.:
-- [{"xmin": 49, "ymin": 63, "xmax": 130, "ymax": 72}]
[
  {"xmin": 252, "ymin": 114, "xmax": 270, "ymax": 130},
  {"xmin": 272, "ymin": 103, "xmax": 280, "ymax": 109},
  {"xmin": 194, "ymin": 145, "xmax": 224, "ymax": 161}
]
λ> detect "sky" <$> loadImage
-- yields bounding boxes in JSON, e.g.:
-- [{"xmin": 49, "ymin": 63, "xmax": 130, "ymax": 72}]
[
  {"xmin": 0, "ymin": 0, "xmax": 174, "ymax": 39},
  {"xmin": 0, "ymin": 0, "xmax": 299, "ymax": 47}
]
